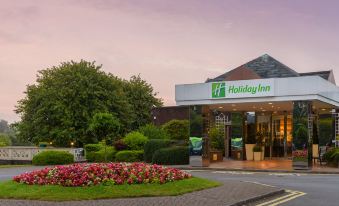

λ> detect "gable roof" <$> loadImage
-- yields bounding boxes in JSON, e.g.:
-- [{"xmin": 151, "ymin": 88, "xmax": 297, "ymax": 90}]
[
  {"xmin": 206, "ymin": 54, "xmax": 299, "ymax": 82},
  {"xmin": 299, "ymin": 70, "xmax": 331, "ymax": 80}
]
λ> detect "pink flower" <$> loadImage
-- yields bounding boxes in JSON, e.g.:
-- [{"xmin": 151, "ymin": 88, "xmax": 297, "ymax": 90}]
[{"xmin": 13, "ymin": 163, "xmax": 191, "ymax": 187}]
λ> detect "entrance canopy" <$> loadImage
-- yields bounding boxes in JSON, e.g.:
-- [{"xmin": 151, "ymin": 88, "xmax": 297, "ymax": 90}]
[{"xmin": 176, "ymin": 76, "xmax": 339, "ymax": 109}]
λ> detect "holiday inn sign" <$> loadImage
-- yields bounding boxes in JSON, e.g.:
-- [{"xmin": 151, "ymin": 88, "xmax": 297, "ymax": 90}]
[{"xmin": 211, "ymin": 79, "xmax": 274, "ymax": 99}]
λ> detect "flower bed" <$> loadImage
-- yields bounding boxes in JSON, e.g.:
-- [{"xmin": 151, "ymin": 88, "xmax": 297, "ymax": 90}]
[{"xmin": 13, "ymin": 163, "xmax": 191, "ymax": 187}]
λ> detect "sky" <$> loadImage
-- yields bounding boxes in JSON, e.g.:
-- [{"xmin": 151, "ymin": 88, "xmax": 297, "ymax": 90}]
[{"xmin": 1, "ymin": 0, "xmax": 339, "ymax": 123}]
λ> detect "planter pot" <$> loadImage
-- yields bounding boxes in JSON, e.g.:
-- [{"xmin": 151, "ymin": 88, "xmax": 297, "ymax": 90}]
[
  {"xmin": 254, "ymin": 152, "xmax": 261, "ymax": 161},
  {"xmin": 312, "ymin": 144, "xmax": 319, "ymax": 159},
  {"xmin": 209, "ymin": 151, "xmax": 223, "ymax": 162},
  {"xmin": 245, "ymin": 144, "xmax": 255, "ymax": 160},
  {"xmin": 202, "ymin": 157, "xmax": 210, "ymax": 167},
  {"xmin": 261, "ymin": 146, "xmax": 265, "ymax": 160}
]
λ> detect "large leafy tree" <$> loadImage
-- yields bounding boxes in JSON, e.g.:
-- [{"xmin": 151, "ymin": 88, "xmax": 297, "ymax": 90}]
[
  {"xmin": 15, "ymin": 60, "xmax": 133, "ymax": 147},
  {"xmin": 123, "ymin": 75, "xmax": 163, "ymax": 130}
]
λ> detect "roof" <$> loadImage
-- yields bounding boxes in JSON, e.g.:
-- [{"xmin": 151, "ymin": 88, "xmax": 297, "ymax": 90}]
[
  {"xmin": 299, "ymin": 70, "xmax": 331, "ymax": 80},
  {"xmin": 206, "ymin": 54, "xmax": 299, "ymax": 82}
]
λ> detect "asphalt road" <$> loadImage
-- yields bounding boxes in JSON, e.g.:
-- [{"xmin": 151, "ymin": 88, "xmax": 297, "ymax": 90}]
[
  {"xmin": 1, "ymin": 166, "xmax": 338, "ymax": 206},
  {"xmin": 187, "ymin": 170, "xmax": 339, "ymax": 206}
]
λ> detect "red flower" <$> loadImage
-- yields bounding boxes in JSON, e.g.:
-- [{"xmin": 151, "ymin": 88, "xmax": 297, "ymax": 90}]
[{"xmin": 13, "ymin": 163, "xmax": 192, "ymax": 187}]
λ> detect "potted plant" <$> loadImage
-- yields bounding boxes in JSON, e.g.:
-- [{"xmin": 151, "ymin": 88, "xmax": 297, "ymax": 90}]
[
  {"xmin": 202, "ymin": 137, "xmax": 210, "ymax": 167},
  {"xmin": 253, "ymin": 145, "xmax": 262, "ymax": 161},
  {"xmin": 245, "ymin": 134, "xmax": 256, "ymax": 161},
  {"xmin": 256, "ymin": 131, "xmax": 265, "ymax": 160},
  {"xmin": 208, "ymin": 127, "xmax": 224, "ymax": 162}
]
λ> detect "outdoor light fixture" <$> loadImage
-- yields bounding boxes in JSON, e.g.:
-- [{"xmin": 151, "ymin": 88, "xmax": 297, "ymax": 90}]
[
  {"xmin": 49, "ymin": 142, "xmax": 53, "ymax": 145},
  {"xmin": 321, "ymin": 108, "xmax": 326, "ymax": 111},
  {"xmin": 70, "ymin": 142, "xmax": 74, "ymax": 146},
  {"xmin": 219, "ymin": 106, "xmax": 223, "ymax": 109},
  {"xmin": 268, "ymin": 102, "xmax": 273, "ymax": 105}
]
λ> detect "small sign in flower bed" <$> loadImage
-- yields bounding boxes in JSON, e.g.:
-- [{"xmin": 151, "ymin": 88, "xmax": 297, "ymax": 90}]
[{"xmin": 13, "ymin": 163, "xmax": 192, "ymax": 187}]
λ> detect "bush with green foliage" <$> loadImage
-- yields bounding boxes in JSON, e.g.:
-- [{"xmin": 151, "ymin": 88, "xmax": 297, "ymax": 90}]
[
  {"xmin": 139, "ymin": 124, "xmax": 169, "ymax": 139},
  {"xmin": 253, "ymin": 145, "xmax": 262, "ymax": 152},
  {"xmin": 123, "ymin": 131, "xmax": 148, "ymax": 150},
  {"xmin": 32, "ymin": 151, "xmax": 74, "ymax": 165},
  {"xmin": 208, "ymin": 127, "xmax": 224, "ymax": 152},
  {"xmin": 91, "ymin": 147, "xmax": 116, "ymax": 162},
  {"xmin": 152, "ymin": 146, "xmax": 189, "ymax": 165},
  {"xmin": 84, "ymin": 144, "xmax": 104, "ymax": 152},
  {"xmin": 84, "ymin": 143, "xmax": 116, "ymax": 162},
  {"xmin": 115, "ymin": 150, "xmax": 144, "ymax": 162},
  {"xmin": 0, "ymin": 133, "xmax": 11, "ymax": 147},
  {"xmin": 143, "ymin": 139, "xmax": 172, "ymax": 163},
  {"xmin": 323, "ymin": 148, "xmax": 339, "ymax": 166},
  {"xmin": 162, "ymin": 120, "xmax": 189, "ymax": 141}
]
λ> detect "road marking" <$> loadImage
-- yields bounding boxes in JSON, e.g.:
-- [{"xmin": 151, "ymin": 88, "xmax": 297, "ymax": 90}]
[
  {"xmin": 256, "ymin": 189, "xmax": 306, "ymax": 206},
  {"xmin": 212, "ymin": 171, "xmax": 254, "ymax": 175},
  {"xmin": 183, "ymin": 170, "xmax": 207, "ymax": 172},
  {"xmin": 242, "ymin": 181, "xmax": 276, "ymax": 188},
  {"xmin": 269, "ymin": 173, "xmax": 304, "ymax": 176}
]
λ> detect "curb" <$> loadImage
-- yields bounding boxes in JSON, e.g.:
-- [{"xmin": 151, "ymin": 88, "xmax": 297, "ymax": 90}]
[
  {"xmin": 229, "ymin": 189, "xmax": 285, "ymax": 206},
  {"xmin": 176, "ymin": 166, "xmax": 339, "ymax": 174}
]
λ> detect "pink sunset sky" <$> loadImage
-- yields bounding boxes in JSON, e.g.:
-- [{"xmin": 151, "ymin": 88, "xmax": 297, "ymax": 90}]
[{"xmin": 1, "ymin": 0, "xmax": 339, "ymax": 123}]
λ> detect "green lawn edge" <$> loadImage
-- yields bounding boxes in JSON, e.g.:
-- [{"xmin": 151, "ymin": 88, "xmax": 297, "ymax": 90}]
[
  {"xmin": 0, "ymin": 177, "xmax": 221, "ymax": 201},
  {"xmin": 0, "ymin": 165, "xmax": 31, "ymax": 169}
]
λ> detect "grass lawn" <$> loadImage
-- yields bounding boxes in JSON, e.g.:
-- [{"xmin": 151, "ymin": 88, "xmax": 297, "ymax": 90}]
[
  {"xmin": 0, "ymin": 177, "xmax": 221, "ymax": 201},
  {"xmin": 0, "ymin": 165, "xmax": 31, "ymax": 169}
]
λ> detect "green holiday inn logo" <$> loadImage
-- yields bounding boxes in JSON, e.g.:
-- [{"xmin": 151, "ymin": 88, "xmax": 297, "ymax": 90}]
[
  {"xmin": 211, "ymin": 82, "xmax": 271, "ymax": 98},
  {"xmin": 212, "ymin": 82, "xmax": 226, "ymax": 98}
]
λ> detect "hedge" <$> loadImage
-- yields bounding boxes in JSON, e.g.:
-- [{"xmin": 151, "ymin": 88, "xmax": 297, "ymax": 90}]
[
  {"xmin": 32, "ymin": 151, "xmax": 74, "ymax": 166},
  {"xmin": 152, "ymin": 146, "xmax": 189, "ymax": 165},
  {"xmin": 85, "ymin": 146, "xmax": 116, "ymax": 163},
  {"xmin": 143, "ymin": 139, "xmax": 171, "ymax": 163},
  {"xmin": 115, "ymin": 150, "xmax": 144, "ymax": 162}
]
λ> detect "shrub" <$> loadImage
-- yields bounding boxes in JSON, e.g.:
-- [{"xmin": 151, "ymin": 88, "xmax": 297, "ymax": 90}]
[
  {"xmin": 253, "ymin": 145, "xmax": 262, "ymax": 152},
  {"xmin": 85, "ymin": 143, "xmax": 116, "ymax": 162},
  {"xmin": 209, "ymin": 127, "xmax": 224, "ymax": 152},
  {"xmin": 113, "ymin": 139, "xmax": 128, "ymax": 151},
  {"xmin": 162, "ymin": 120, "xmax": 189, "ymax": 141},
  {"xmin": 115, "ymin": 150, "xmax": 144, "ymax": 162},
  {"xmin": 92, "ymin": 147, "xmax": 116, "ymax": 162},
  {"xmin": 323, "ymin": 148, "xmax": 339, "ymax": 166},
  {"xmin": 152, "ymin": 146, "xmax": 189, "ymax": 165},
  {"xmin": 144, "ymin": 139, "xmax": 172, "ymax": 163},
  {"xmin": 139, "ymin": 124, "xmax": 169, "ymax": 139},
  {"xmin": 84, "ymin": 144, "xmax": 104, "ymax": 152},
  {"xmin": 13, "ymin": 163, "xmax": 192, "ymax": 186},
  {"xmin": 0, "ymin": 133, "xmax": 11, "ymax": 147},
  {"xmin": 123, "ymin": 131, "xmax": 148, "ymax": 150},
  {"xmin": 32, "ymin": 151, "xmax": 74, "ymax": 165}
]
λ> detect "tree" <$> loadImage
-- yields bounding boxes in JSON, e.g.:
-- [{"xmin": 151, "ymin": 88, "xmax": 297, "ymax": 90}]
[
  {"xmin": 89, "ymin": 112, "xmax": 120, "ymax": 162},
  {"xmin": 123, "ymin": 75, "xmax": 163, "ymax": 130},
  {"xmin": 89, "ymin": 113, "xmax": 120, "ymax": 143},
  {"xmin": 0, "ymin": 120, "xmax": 10, "ymax": 133},
  {"xmin": 15, "ymin": 60, "xmax": 133, "ymax": 147}
]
